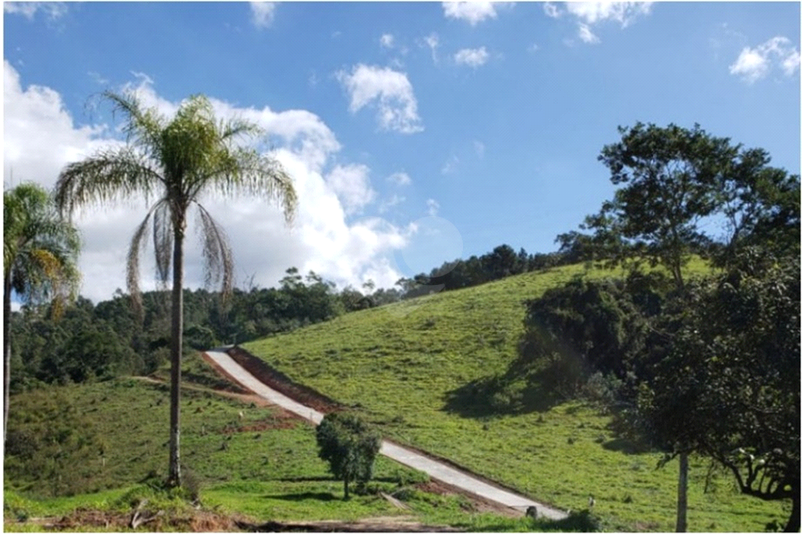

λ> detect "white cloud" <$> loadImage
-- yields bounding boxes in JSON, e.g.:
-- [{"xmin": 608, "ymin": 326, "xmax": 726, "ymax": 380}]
[
  {"xmin": 4, "ymin": 2, "xmax": 67, "ymax": 20},
  {"xmin": 473, "ymin": 141, "xmax": 485, "ymax": 158},
  {"xmin": 3, "ymin": 61, "xmax": 414, "ymax": 301},
  {"xmin": 387, "ymin": 172, "xmax": 412, "ymax": 186},
  {"xmin": 442, "ymin": 2, "xmax": 499, "ymax": 26},
  {"xmin": 565, "ymin": 2, "xmax": 652, "ymax": 28},
  {"xmin": 325, "ymin": 164, "xmax": 376, "ymax": 215},
  {"xmin": 578, "ymin": 23, "xmax": 600, "ymax": 44},
  {"xmin": 380, "ymin": 33, "xmax": 394, "ymax": 48},
  {"xmin": 441, "ymin": 155, "xmax": 459, "ymax": 175},
  {"xmin": 249, "ymin": 2, "xmax": 276, "ymax": 29},
  {"xmin": 548, "ymin": 2, "xmax": 652, "ymax": 45},
  {"xmin": 730, "ymin": 36, "xmax": 800, "ymax": 83},
  {"xmin": 3, "ymin": 60, "xmax": 107, "ymax": 190},
  {"xmin": 422, "ymin": 33, "xmax": 440, "ymax": 63},
  {"xmin": 336, "ymin": 64, "xmax": 423, "ymax": 134},
  {"xmin": 378, "ymin": 194, "xmax": 406, "ymax": 214},
  {"xmin": 426, "ymin": 199, "xmax": 440, "ymax": 216},
  {"xmin": 454, "ymin": 47, "xmax": 490, "ymax": 68},
  {"xmin": 543, "ymin": 2, "xmax": 561, "ymax": 19}
]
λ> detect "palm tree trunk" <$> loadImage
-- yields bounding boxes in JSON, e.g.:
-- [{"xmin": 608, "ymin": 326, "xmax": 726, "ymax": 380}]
[
  {"xmin": 167, "ymin": 223, "xmax": 185, "ymax": 487},
  {"xmin": 4, "ymin": 273, "xmax": 12, "ymax": 444},
  {"xmin": 676, "ymin": 451, "xmax": 688, "ymax": 532}
]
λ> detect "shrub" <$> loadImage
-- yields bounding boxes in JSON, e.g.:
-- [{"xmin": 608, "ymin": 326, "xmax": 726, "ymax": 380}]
[{"xmin": 315, "ymin": 412, "xmax": 381, "ymax": 499}]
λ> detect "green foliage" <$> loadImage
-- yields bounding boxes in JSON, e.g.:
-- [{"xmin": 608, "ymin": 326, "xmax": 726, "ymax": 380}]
[
  {"xmin": 244, "ymin": 262, "xmax": 782, "ymax": 531},
  {"xmin": 582, "ymin": 122, "xmax": 798, "ymax": 292},
  {"xmin": 316, "ymin": 412, "xmax": 381, "ymax": 499},
  {"xmin": 636, "ymin": 254, "xmax": 800, "ymax": 530},
  {"xmin": 4, "ymin": 390, "xmax": 102, "ymax": 497}
]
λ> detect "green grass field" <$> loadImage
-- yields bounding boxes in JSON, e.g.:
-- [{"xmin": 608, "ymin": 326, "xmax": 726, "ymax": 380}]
[
  {"xmin": 243, "ymin": 261, "xmax": 787, "ymax": 532},
  {"xmin": 3, "ymin": 372, "xmax": 534, "ymax": 531}
]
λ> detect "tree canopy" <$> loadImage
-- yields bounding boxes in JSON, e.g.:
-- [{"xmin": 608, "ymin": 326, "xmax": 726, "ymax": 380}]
[{"xmin": 3, "ymin": 182, "xmax": 81, "ymax": 442}]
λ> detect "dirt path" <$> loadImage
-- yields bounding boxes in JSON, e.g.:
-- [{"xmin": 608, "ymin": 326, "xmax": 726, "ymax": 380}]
[{"xmin": 203, "ymin": 349, "xmax": 568, "ymax": 521}]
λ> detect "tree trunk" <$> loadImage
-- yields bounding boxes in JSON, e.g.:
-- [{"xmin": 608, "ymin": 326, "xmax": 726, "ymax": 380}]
[
  {"xmin": 784, "ymin": 489, "xmax": 800, "ymax": 532},
  {"xmin": 343, "ymin": 475, "xmax": 350, "ymax": 500},
  {"xmin": 676, "ymin": 451, "xmax": 688, "ymax": 532},
  {"xmin": 167, "ymin": 223, "xmax": 185, "ymax": 488},
  {"xmin": 4, "ymin": 274, "xmax": 12, "ymax": 444}
]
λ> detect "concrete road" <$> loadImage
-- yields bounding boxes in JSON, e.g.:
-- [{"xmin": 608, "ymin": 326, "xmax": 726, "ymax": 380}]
[{"xmin": 203, "ymin": 350, "xmax": 567, "ymax": 520}]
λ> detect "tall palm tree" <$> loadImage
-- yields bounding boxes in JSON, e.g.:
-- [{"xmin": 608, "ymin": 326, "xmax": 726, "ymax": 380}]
[
  {"xmin": 55, "ymin": 92, "xmax": 297, "ymax": 487},
  {"xmin": 4, "ymin": 182, "xmax": 81, "ymax": 442}
]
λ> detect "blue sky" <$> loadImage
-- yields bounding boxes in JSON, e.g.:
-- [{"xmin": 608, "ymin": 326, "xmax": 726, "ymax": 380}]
[{"xmin": 4, "ymin": 2, "xmax": 800, "ymax": 303}]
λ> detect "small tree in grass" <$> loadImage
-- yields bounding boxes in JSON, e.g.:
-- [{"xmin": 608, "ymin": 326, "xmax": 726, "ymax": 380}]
[{"xmin": 315, "ymin": 412, "xmax": 381, "ymax": 499}]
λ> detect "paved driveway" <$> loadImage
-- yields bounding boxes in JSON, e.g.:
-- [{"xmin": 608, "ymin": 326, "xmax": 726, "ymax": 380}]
[{"xmin": 204, "ymin": 350, "xmax": 567, "ymax": 520}]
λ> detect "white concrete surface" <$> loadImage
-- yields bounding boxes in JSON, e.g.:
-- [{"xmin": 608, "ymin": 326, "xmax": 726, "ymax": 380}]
[{"xmin": 204, "ymin": 350, "xmax": 567, "ymax": 520}]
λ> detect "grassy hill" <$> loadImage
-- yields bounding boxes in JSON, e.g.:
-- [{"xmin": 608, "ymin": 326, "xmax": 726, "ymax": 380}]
[
  {"xmin": 3, "ymin": 365, "xmax": 538, "ymax": 531},
  {"xmin": 243, "ymin": 261, "xmax": 786, "ymax": 532}
]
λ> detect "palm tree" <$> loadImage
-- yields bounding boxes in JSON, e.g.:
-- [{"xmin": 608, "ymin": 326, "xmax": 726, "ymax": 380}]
[
  {"xmin": 54, "ymin": 92, "xmax": 297, "ymax": 487},
  {"xmin": 4, "ymin": 182, "xmax": 81, "ymax": 442}
]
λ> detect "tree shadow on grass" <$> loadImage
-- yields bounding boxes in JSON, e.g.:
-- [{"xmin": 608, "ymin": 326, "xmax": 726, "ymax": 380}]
[
  {"xmin": 442, "ymin": 367, "xmax": 565, "ymax": 418},
  {"xmin": 272, "ymin": 476, "xmax": 401, "ymax": 484},
  {"xmin": 261, "ymin": 491, "xmax": 338, "ymax": 502}
]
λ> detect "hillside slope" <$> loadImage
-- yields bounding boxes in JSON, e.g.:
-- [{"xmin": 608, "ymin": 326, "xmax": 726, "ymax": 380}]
[{"xmin": 243, "ymin": 262, "xmax": 785, "ymax": 532}]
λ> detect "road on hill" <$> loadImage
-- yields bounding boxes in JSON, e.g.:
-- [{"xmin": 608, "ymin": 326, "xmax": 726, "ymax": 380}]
[{"xmin": 203, "ymin": 349, "xmax": 568, "ymax": 521}]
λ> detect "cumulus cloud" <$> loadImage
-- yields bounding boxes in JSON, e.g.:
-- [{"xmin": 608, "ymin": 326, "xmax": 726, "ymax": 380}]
[
  {"xmin": 547, "ymin": 2, "xmax": 652, "ymax": 44},
  {"xmin": 325, "ymin": 164, "xmax": 376, "ymax": 215},
  {"xmin": 3, "ymin": 61, "xmax": 415, "ymax": 301},
  {"xmin": 380, "ymin": 33, "xmax": 394, "ymax": 48},
  {"xmin": 4, "ymin": 2, "xmax": 67, "ymax": 20},
  {"xmin": 249, "ymin": 2, "xmax": 275, "ymax": 29},
  {"xmin": 454, "ymin": 47, "xmax": 490, "ymax": 68},
  {"xmin": 577, "ymin": 23, "xmax": 600, "ymax": 44},
  {"xmin": 336, "ymin": 64, "xmax": 423, "ymax": 134},
  {"xmin": 442, "ymin": 2, "xmax": 500, "ymax": 26},
  {"xmin": 565, "ymin": 2, "xmax": 652, "ymax": 27},
  {"xmin": 729, "ymin": 36, "xmax": 800, "ymax": 83},
  {"xmin": 543, "ymin": 2, "xmax": 561, "ymax": 18}
]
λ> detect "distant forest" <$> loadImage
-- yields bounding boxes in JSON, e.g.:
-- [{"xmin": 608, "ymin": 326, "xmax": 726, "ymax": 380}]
[{"xmin": 7, "ymin": 241, "xmax": 583, "ymax": 390}]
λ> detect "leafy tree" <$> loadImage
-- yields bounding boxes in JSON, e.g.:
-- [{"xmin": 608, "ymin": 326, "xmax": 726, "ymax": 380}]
[
  {"xmin": 315, "ymin": 412, "xmax": 381, "ymax": 499},
  {"xmin": 592, "ymin": 122, "xmax": 738, "ymax": 291},
  {"xmin": 3, "ymin": 183, "xmax": 80, "ymax": 442},
  {"xmin": 637, "ymin": 254, "xmax": 800, "ymax": 531},
  {"xmin": 54, "ymin": 91, "xmax": 297, "ymax": 487},
  {"xmin": 587, "ymin": 122, "xmax": 797, "ymax": 530}
]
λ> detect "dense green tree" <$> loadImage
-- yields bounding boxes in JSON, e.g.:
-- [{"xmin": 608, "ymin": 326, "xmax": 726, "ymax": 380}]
[
  {"xmin": 592, "ymin": 122, "xmax": 738, "ymax": 292},
  {"xmin": 54, "ymin": 91, "xmax": 297, "ymax": 487},
  {"xmin": 3, "ymin": 183, "xmax": 81, "ymax": 442},
  {"xmin": 587, "ymin": 122, "xmax": 798, "ymax": 530},
  {"xmin": 315, "ymin": 412, "xmax": 381, "ymax": 499},
  {"xmin": 637, "ymin": 254, "xmax": 800, "ymax": 532}
]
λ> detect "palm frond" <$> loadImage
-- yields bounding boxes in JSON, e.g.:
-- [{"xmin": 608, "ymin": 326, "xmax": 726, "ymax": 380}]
[
  {"xmin": 193, "ymin": 147, "xmax": 298, "ymax": 225},
  {"xmin": 127, "ymin": 207, "xmax": 155, "ymax": 313},
  {"xmin": 152, "ymin": 200, "xmax": 174, "ymax": 285},
  {"xmin": 195, "ymin": 203, "xmax": 234, "ymax": 298},
  {"xmin": 4, "ymin": 183, "xmax": 81, "ymax": 311},
  {"xmin": 54, "ymin": 146, "xmax": 164, "ymax": 218},
  {"xmin": 103, "ymin": 91, "xmax": 166, "ymax": 158}
]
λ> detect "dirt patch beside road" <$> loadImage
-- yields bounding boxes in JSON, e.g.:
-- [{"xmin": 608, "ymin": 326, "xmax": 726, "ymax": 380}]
[{"xmin": 227, "ymin": 346, "xmax": 344, "ymax": 414}]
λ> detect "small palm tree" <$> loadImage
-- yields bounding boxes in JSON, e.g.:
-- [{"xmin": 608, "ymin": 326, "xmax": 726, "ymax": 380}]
[
  {"xmin": 55, "ymin": 92, "xmax": 297, "ymax": 486},
  {"xmin": 4, "ymin": 182, "xmax": 81, "ymax": 442}
]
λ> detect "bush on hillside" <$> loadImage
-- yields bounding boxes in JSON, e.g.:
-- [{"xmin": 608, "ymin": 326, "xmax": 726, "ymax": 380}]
[{"xmin": 315, "ymin": 412, "xmax": 381, "ymax": 499}]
